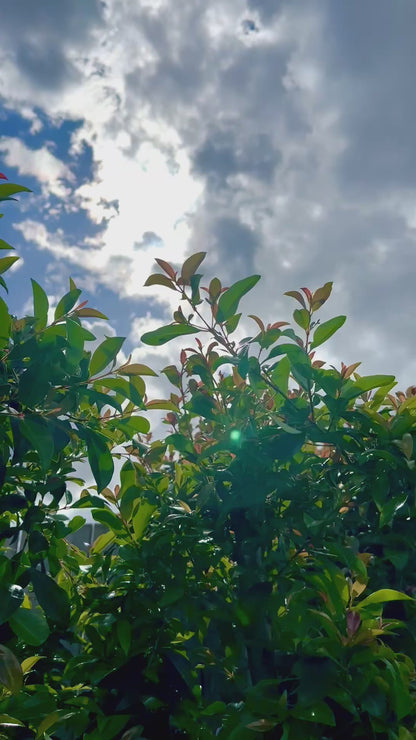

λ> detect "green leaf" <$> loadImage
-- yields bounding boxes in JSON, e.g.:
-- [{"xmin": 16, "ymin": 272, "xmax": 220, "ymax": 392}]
[
  {"xmin": 216, "ymin": 275, "xmax": 260, "ymax": 323},
  {"xmin": 116, "ymin": 363, "xmax": 157, "ymax": 376},
  {"xmin": 66, "ymin": 318, "xmax": 86, "ymax": 367},
  {"xmin": 76, "ymin": 307, "xmax": 108, "ymax": 319},
  {"xmin": 0, "ymin": 183, "xmax": 31, "ymax": 200},
  {"xmin": 31, "ymin": 279, "xmax": 49, "ymax": 329},
  {"xmin": 0, "ymin": 297, "xmax": 10, "ymax": 348},
  {"xmin": 84, "ymin": 429, "xmax": 114, "ymax": 492},
  {"xmin": 89, "ymin": 336, "xmax": 125, "ymax": 376},
  {"xmin": 310, "ymin": 315, "xmax": 346, "ymax": 349},
  {"xmin": 341, "ymin": 374, "xmax": 396, "ymax": 401},
  {"xmin": 91, "ymin": 508, "xmax": 125, "ymax": 534},
  {"xmin": 293, "ymin": 308, "xmax": 310, "ymax": 330},
  {"xmin": 54, "ymin": 288, "xmax": 82, "ymax": 320},
  {"xmin": 10, "ymin": 607, "xmax": 50, "ymax": 646},
  {"xmin": 141, "ymin": 323, "xmax": 200, "ymax": 346},
  {"xmin": 20, "ymin": 416, "xmax": 54, "ymax": 471},
  {"xmin": 0, "ymin": 255, "xmax": 19, "ymax": 275},
  {"xmin": 117, "ymin": 619, "xmax": 131, "ymax": 655},
  {"xmin": 356, "ymin": 589, "xmax": 413, "ymax": 610},
  {"xmin": 0, "ymin": 585, "xmax": 24, "ymax": 625},
  {"xmin": 90, "ymin": 530, "xmax": 116, "ymax": 554},
  {"xmin": 181, "ymin": 252, "xmax": 206, "ymax": 283},
  {"xmin": 30, "ymin": 570, "xmax": 70, "ymax": 627},
  {"xmin": 0, "ymin": 238, "xmax": 14, "ymax": 250},
  {"xmin": 0, "ymin": 715, "xmax": 25, "ymax": 727},
  {"xmin": 291, "ymin": 701, "xmax": 335, "ymax": 726},
  {"xmin": 224, "ymin": 313, "xmax": 242, "ymax": 334},
  {"xmin": 144, "ymin": 273, "xmax": 176, "ymax": 290},
  {"xmin": 132, "ymin": 501, "xmax": 157, "ymax": 540},
  {"xmin": 0, "ymin": 645, "xmax": 22, "ymax": 695},
  {"xmin": 311, "ymin": 282, "xmax": 333, "ymax": 311}
]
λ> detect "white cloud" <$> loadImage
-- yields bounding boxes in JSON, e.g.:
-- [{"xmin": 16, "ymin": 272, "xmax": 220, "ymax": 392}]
[{"xmin": 0, "ymin": 137, "xmax": 74, "ymax": 197}]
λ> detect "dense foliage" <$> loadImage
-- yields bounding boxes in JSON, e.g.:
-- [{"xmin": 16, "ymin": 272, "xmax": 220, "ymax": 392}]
[{"xmin": 1, "ymin": 178, "xmax": 416, "ymax": 739}]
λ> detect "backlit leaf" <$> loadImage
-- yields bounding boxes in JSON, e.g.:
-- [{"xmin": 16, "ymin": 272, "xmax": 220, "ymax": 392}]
[
  {"xmin": 116, "ymin": 363, "xmax": 157, "ymax": 376},
  {"xmin": 181, "ymin": 251, "xmax": 206, "ymax": 283},
  {"xmin": 31, "ymin": 279, "xmax": 48, "ymax": 329},
  {"xmin": 357, "ymin": 589, "xmax": 413, "ymax": 610},
  {"xmin": 310, "ymin": 315, "xmax": 346, "ymax": 349},
  {"xmin": 144, "ymin": 273, "xmax": 176, "ymax": 290},
  {"xmin": 141, "ymin": 323, "xmax": 200, "ymax": 346},
  {"xmin": 54, "ymin": 288, "xmax": 82, "ymax": 320},
  {"xmin": 311, "ymin": 281, "xmax": 333, "ymax": 311},
  {"xmin": 216, "ymin": 275, "xmax": 260, "ymax": 323},
  {"xmin": 0, "ymin": 645, "xmax": 22, "ymax": 694},
  {"xmin": 89, "ymin": 336, "xmax": 125, "ymax": 376},
  {"xmin": 0, "ymin": 255, "xmax": 19, "ymax": 275},
  {"xmin": 132, "ymin": 501, "xmax": 157, "ymax": 540},
  {"xmin": 0, "ymin": 183, "xmax": 31, "ymax": 200},
  {"xmin": 76, "ymin": 307, "xmax": 108, "ymax": 319},
  {"xmin": 0, "ymin": 296, "xmax": 10, "ymax": 348}
]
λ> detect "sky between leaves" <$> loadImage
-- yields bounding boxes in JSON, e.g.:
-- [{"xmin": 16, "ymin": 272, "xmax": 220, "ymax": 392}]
[{"xmin": 1, "ymin": 0, "xmax": 416, "ymax": 393}]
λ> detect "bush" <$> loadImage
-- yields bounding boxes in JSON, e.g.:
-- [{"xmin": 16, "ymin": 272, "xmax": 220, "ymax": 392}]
[{"xmin": 1, "ymin": 182, "xmax": 416, "ymax": 739}]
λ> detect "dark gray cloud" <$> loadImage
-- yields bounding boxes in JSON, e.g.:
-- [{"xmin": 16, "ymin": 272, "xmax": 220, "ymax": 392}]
[
  {"xmin": 194, "ymin": 129, "xmax": 281, "ymax": 188},
  {"xmin": 322, "ymin": 0, "xmax": 416, "ymax": 192},
  {"xmin": 0, "ymin": 0, "xmax": 104, "ymax": 91}
]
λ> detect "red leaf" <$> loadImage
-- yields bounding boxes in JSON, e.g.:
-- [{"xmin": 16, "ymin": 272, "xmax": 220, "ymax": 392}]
[{"xmin": 0, "ymin": 173, "xmax": 8, "ymax": 180}]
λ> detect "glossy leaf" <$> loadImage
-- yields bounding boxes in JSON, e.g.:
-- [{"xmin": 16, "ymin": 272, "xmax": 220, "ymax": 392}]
[
  {"xmin": 132, "ymin": 501, "xmax": 157, "ymax": 540},
  {"xmin": 0, "ymin": 645, "xmax": 22, "ymax": 695},
  {"xmin": 216, "ymin": 275, "xmax": 260, "ymax": 323},
  {"xmin": 0, "ymin": 238, "xmax": 14, "ymax": 250},
  {"xmin": 341, "ymin": 374, "xmax": 396, "ymax": 401},
  {"xmin": 31, "ymin": 279, "xmax": 49, "ymax": 329},
  {"xmin": 10, "ymin": 607, "xmax": 50, "ymax": 646},
  {"xmin": 0, "ymin": 255, "xmax": 19, "ymax": 275},
  {"xmin": 311, "ymin": 281, "xmax": 333, "ymax": 311},
  {"xmin": 310, "ymin": 315, "xmax": 346, "ymax": 349},
  {"xmin": 0, "ymin": 183, "xmax": 31, "ymax": 200},
  {"xmin": 0, "ymin": 296, "xmax": 10, "ymax": 348},
  {"xmin": 293, "ymin": 308, "xmax": 310, "ymax": 331},
  {"xmin": 54, "ymin": 288, "xmax": 82, "ymax": 320},
  {"xmin": 89, "ymin": 336, "xmax": 125, "ymax": 376},
  {"xmin": 84, "ymin": 429, "xmax": 114, "ymax": 491},
  {"xmin": 357, "ymin": 589, "xmax": 413, "ymax": 610},
  {"xmin": 30, "ymin": 570, "xmax": 70, "ymax": 626},
  {"xmin": 141, "ymin": 323, "xmax": 200, "ymax": 346}
]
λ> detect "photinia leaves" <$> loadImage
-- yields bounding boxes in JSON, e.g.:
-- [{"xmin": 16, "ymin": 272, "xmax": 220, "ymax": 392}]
[
  {"xmin": 144, "ymin": 273, "xmax": 176, "ymax": 290},
  {"xmin": 141, "ymin": 323, "xmax": 200, "ymax": 346},
  {"xmin": 216, "ymin": 275, "xmax": 260, "ymax": 323},
  {"xmin": 293, "ymin": 308, "xmax": 310, "ymax": 331},
  {"xmin": 116, "ymin": 363, "xmax": 157, "ymax": 376},
  {"xmin": 82, "ymin": 428, "xmax": 114, "ymax": 491},
  {"xmin": 9, "ymin": 607, "xmax": 50, "ymax": 646},
  {"xmin": 356, "ymin": 589, "xmax": 413, "ymax": 610},
  {"xmin": 181, "ymin": 251, "xmax": 206, "ymax": 284},
  {"xmin": 310, "ymin": 315, "xmax": 346, "ymax": 350},
  {"xmin": 76, "ymin": 307, "xmax": 108, "ymax": 319},
  {"xmin": 341, "ymin": 374, "xmax": 396, "ymax": 401},
  {"xmin": 0, "ymin": 296, "xmax": 10, "ymax": 348},
  {"xmin": 30, "ymin": 570, "xmax": 70, "ymax": 627},
  {"xmin": 311, "ymin": 282, "xmax": 333, "ymax": 311},
  {"xmin": 89, "ymin": 336, "xmax": 125, "ymax": 376},
  {"xmin": 0, "ymin": 183, "xmax": 31, "ymax": 201},
  {"xmin": 0, "ymin": 645, "xmax": 23, "ymax": 695},
  {"xmin": 0, "ymin": 255, "xmax": 19, "ymax": 275},
  {"xmin": 31, "ymin": 279, "xmax": 49, "ymax": 329},
  {"xmin": 54, "ymin": 288, "xmax": 82, "ymax": 320}
]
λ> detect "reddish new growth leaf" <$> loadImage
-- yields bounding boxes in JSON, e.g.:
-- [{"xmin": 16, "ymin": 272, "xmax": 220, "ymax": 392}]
[
  {"xmin": 155, "ymin": 258, "xmax": 176, "ymax": 280},
  {"xmin": 0, "ymin": 173, "xmax": 8, "ymax": 180}
]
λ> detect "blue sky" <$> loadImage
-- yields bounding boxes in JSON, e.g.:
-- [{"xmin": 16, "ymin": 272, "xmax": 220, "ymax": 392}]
[{"xmin": 1, "ymin": 0, "xmax": 416, "ymax": 394}]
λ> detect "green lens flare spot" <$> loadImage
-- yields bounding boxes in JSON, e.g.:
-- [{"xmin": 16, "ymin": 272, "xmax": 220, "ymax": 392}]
[{"xmin": 230, "ymin": 430, "xmax": 242, "ymax": 444}]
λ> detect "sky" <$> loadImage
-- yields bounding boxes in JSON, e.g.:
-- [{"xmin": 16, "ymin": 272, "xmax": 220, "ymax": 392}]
[{"xmin": 1, "ymin": 0, "xmax": 416, "ymax": 405}]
